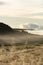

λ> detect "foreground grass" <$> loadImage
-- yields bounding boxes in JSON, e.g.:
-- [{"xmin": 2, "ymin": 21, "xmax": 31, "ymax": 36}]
[{"xmin": 0, "ymin": 43, "xmax": 43, "ymax": 65}]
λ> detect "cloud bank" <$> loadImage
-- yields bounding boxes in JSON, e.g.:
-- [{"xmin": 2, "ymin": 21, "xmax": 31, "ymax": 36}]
[{"xmin": 19, "ymin": 23, "xmax": 43, "ymax": 30}]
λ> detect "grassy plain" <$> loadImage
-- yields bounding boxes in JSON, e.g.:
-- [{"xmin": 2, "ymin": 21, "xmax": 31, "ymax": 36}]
[{"xmin": 0, "ymin": 43, "xmax": 43, "ymax": 65}]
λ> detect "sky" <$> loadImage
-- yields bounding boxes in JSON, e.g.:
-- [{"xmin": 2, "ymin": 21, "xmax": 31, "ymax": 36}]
[{"xmin": 0, "ymin": 0, "xmax": 43, "ymax": 28}]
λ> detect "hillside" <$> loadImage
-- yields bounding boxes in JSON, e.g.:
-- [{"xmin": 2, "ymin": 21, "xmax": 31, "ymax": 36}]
[{"xmin": 0, "ymin": 22, "xmax": 13, "ymax": 34}]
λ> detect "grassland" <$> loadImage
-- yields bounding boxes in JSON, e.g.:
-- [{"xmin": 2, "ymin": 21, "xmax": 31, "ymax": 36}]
[{"xmin": 0, "ymin": 43, "xmax": 43, "ymax": 65}]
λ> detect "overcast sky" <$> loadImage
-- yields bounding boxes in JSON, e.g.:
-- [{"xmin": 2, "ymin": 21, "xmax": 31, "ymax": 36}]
[{"xmin": 0, "ymin": 0, "xmax": 43, "ymax": 28}]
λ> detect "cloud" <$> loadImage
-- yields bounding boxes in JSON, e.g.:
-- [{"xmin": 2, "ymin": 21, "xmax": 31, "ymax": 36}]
[
  {"xmin": 0, "ymin": 1, "xmax": 6, "ymax": 5},
  {"xmin": 23, "ymin": 23, "xmax": 40, "ymax": 30},
  {"xmin": 32, "ymin": 12, "xmax": 43, "ymax": 16},
  {"xmin": 19, "ymin": 23, "xmax": 43, "ymax": 30}
]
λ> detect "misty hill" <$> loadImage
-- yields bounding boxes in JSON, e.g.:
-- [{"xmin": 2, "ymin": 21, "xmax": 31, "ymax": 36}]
[{"xmin": 0, "ymin": 23, "xmax": 43, "ymax": 46}]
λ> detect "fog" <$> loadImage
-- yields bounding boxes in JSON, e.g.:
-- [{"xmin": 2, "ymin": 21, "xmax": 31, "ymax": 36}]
[{"xmin": 26, "ymin": 30, "xmax": 43, "ymax": 35}]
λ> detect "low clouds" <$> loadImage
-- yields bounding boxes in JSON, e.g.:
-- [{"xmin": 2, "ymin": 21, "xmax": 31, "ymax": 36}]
[
  {"xmin": 19, "ymin": 23, "xmax": 43, "ymax": 30},
  {"xmin": 23, "ymin": 23, "xmax": 39, "ymax": 30}
]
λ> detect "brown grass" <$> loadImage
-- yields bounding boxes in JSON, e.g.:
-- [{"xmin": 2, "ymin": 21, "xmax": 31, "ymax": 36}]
[{"xmin": 0, "ymin": 44, "xmax": 43, "ymax": 65}]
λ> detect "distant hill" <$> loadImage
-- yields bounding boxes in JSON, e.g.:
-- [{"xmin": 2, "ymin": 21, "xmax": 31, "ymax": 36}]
[
  {"xmin": 0, "ymin": 22, "xmax": 13, "ymax": 34},
  {"xmin": 0, "ymin": 22, "xmax": 29, "ymax": 35}
]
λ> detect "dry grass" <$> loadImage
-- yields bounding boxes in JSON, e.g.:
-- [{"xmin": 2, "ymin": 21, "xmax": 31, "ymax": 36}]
[{"xmin": 0, "ymin": 44, "xmax": 43, "ymax": 65}]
